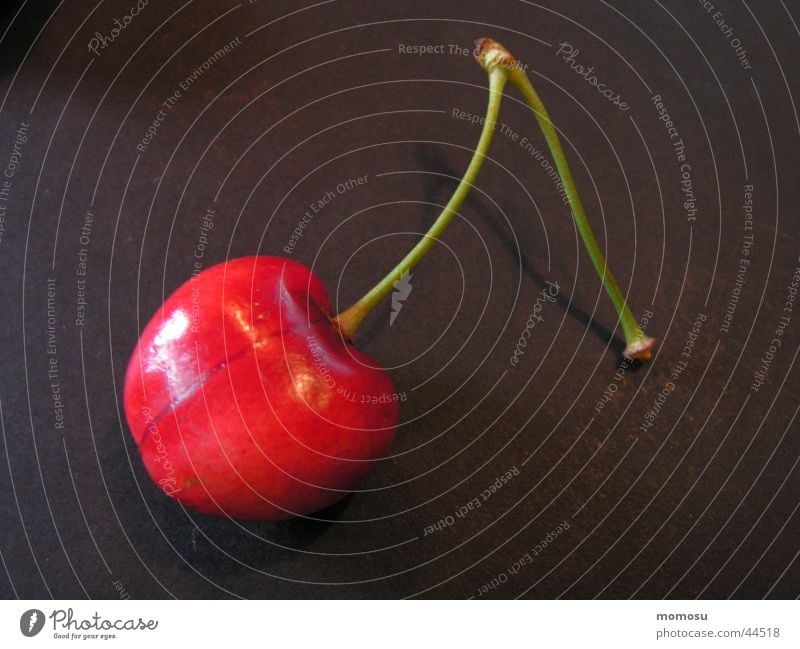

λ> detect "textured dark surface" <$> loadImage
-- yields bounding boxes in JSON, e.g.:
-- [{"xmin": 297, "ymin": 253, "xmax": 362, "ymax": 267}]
[{"xmin": 0, "ymin": 0, "xmax": 798, "ymax": 599}]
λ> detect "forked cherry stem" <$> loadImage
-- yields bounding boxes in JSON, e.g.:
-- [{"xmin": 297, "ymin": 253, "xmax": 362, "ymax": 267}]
[{"xmin": 334, "ymin": 38, "xmax": 655, "ymax": 361}]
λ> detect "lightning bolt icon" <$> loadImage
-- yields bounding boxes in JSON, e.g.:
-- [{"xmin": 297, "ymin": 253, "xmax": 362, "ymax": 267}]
[
  {"xmin": 389, "ymin": 270, "xmax": 413, "ymax": 326},
  {"xmin": 28, "ymin": 612, "xmax": 37, "ymax": 632}
]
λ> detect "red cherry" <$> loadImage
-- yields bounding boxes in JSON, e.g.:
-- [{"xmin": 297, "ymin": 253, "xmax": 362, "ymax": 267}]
[{"xmin": 124, "ymin": 256, "xmax": 398, "ymax": 520}]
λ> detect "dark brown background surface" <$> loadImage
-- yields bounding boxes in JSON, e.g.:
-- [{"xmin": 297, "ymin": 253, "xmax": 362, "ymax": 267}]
[{"xmin": 0, "ymin": 0, "xmax": 798, "ymax": 599}]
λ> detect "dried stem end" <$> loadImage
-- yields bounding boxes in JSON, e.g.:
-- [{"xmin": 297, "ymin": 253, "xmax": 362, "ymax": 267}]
[{"xmin": 623, "ymin": 335, "xmax": 657, "ymax": 361}]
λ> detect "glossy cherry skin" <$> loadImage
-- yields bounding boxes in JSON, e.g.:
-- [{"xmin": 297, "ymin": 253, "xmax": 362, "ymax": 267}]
[{"xmin": 124, "ymin": 256, "xmax": 398, "ymax": 520}]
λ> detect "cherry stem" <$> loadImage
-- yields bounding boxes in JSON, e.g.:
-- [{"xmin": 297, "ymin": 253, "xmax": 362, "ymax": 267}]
[
  {"xmin": 479, "ymin": 40, "xmax": 655, "ymax": 361},
  {"xmin": 335, "ymin": 38, "xmax": 655, "ymax": 361},
  {"xmin": 333, "ymin": 65, "xmax": 508, "ymax": 339}
]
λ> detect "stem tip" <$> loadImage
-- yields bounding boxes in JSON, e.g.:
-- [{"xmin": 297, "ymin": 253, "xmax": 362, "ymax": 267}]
[
  {"xmin": 474, "ymin": 38, "xmax": 519, "ymax": 73},
  {"xmin": 623, "ymin": 335, "xmax": 657, "ymax": 361}
]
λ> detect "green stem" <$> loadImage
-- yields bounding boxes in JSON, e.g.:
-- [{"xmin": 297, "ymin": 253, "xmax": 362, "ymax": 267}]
[
  {"xmin": 335, "ymin": 37, "xmax": 654, "ymax": 361},
  {"xmin": 475, "ymin": 39, "xmax": 654, "ymax": 360},
  {"xmin": 334, "ymin": 66, "xmax": 508, "ymax": 339}
]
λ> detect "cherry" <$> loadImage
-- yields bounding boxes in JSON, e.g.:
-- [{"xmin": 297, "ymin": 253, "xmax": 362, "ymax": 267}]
[
  {"xmin": 123, "ymin": 38, "xmax": 655, "ymax": 521},
  {"xmin": 124, "ymin": 256, "xmax": 398, "ymax": 520}
]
